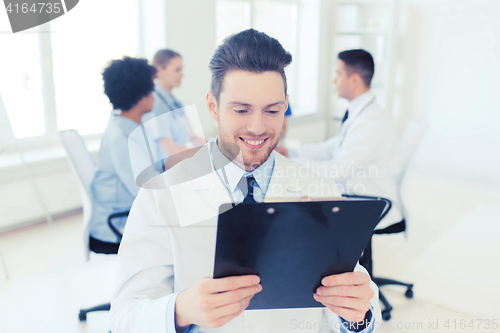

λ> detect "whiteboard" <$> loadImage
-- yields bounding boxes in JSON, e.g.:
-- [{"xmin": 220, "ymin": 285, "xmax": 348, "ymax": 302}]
[{"xmin": 0, "ymin": 92, "xmax": 16, "ymax": 152}]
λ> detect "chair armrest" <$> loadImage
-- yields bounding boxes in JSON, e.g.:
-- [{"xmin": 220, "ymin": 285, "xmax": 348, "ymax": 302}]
[
  {"xmin": 107, "ymin": 211, "xmax": 130, "ymax": 241},
  {"xmin": 342, "ymin": 194, "xmax": 392, "ymax": 221}
]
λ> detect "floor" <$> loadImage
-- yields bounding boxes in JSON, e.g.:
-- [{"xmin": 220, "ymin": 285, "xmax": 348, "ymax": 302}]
[{"xmin": 0, "ymin": 215, "xmax": 115, "ymax": 333}]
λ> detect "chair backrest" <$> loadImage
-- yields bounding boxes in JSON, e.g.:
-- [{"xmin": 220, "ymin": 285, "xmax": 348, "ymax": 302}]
[
  {"xmin": 396, "ymin": 119, "xmax": 428, "ymax": 184},
  {"xmin": 59, "ymin": 130, "xmax": 97, "ymax": 261}
]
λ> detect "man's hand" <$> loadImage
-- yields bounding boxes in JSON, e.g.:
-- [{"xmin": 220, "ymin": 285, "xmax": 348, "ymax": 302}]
[
  {"xmin": 175, "ymin": 275, "xmax": 262, "ymax": 330},
  {"xmin": 314, "ymin": 272, "xmax": 374, "ymax": 323},
  {"xmin": 274, "ymin": 146, "xmax": 288, "ymax": 157}
]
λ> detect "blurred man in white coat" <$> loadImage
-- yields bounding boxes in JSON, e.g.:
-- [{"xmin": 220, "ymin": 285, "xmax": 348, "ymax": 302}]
[
  {"xmin": 277, "ymin": 50, "xmax": 400, "ymax": 230},
  {"xmin": 110, "ymin": 30, "xmax": 381, "ymax": 333}
]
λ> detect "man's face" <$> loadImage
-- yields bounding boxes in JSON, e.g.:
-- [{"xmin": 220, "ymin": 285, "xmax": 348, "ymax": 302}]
[
  {"xmin": 207, "ymin": 70, "xmax": 288, "ymax": 172},
  {"xmin": 156, "ymin": 56, "xmax": 184, "ymax": 90},
  {"xmin": 333, "ymin": 60, "xmax": 352, "ymax": 100}
]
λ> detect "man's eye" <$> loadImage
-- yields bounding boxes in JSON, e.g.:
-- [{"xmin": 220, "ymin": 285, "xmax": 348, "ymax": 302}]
[
  {"xmin": 235, "ymin": 110, "xmax": 248, "ymax": 114},
  {"xmin": 267, "ymin": 110, "xmax": 279, "ymax": 114}
]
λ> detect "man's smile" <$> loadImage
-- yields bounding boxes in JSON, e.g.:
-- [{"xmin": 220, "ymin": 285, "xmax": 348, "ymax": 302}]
[{"xmin": 239, "ymin": 137, "xmax": 269, "ymax": 149}]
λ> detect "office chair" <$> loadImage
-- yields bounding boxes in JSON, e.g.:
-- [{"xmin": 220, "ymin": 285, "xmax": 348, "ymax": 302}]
[
  {"xmin": 59, "ymin": 129, "xmax": 129, "ymax": 321},
  {"xmin": 354, "ymin": 120, "xmax": 428, "ymax": 320}
]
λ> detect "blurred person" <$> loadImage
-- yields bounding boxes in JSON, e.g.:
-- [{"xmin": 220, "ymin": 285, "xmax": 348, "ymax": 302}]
[
  {"xmin": 142, "ymin": 49, "xmax": 206, "ymax": 169},
  {"xmin": 276, "ymin": 49, "xmax": 401, "ymax": 229},
  {"xmin": 280, "ymin": 104, "xmax": 292, "ymax": 139},
  {"xmin": 88, "ymin": 57, "xmax": 157, "ymax": 249}
]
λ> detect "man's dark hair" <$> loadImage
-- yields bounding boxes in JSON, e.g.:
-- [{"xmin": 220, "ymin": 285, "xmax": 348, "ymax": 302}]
[
  {"xmin": 102, "ymin": 56, "xmax": 157, "ymax": 111},
  {"xmin": 338, "ymin": 49, "xmax": 374, "ymax": 87},
  {"xmin": 209, "ymin": 29, "xmax": 292, "ymax": 103}
]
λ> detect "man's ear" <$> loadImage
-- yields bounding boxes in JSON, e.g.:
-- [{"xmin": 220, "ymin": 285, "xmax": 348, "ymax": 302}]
[
  {"xmin": 206, "ymin": 92, "xmax": 219, "ymax": 122},
  {"xmin": 352, "ymin": 72, "xmax": 364, "ymax": 87},
  {"xmin": 284, "ymin": 94, "xmax": 289, "ymax": 113}
]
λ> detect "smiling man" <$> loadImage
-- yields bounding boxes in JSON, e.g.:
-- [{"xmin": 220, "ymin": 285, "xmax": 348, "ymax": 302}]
[
  {"xmin": 210, "ymin": 70, "xmax": 285, "ymax": 172},
  {"xmin": 109, "ymin": 29, "xmax": 381, "ymax": 333}
]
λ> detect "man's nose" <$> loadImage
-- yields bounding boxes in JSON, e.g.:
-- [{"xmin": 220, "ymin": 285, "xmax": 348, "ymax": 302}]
[{"xmin": 246, "ymin": 112, "xmax": 267, "ymax": 136}]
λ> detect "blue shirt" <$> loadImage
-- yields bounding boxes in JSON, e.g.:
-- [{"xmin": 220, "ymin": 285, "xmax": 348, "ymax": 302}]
[
  {"xmin": 89, "ymin": 115, "xmax": 145, "ymax": 243},
  {"xmin": 141, "ymin": 84, "xmax": 192, "ymax": 165},
  {"xmin": 142, "ymin": 84, "xmax": 191, "ymax": 145}
]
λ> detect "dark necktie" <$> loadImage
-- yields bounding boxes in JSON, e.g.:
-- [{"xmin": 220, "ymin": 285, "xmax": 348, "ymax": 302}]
[
  {"xmin": 341, "ymin": 110, "xmax": 349, "ymax": 125},
  {"xmin": 240, "ymin": 176, "xmax": 257, "ymax": 203}
]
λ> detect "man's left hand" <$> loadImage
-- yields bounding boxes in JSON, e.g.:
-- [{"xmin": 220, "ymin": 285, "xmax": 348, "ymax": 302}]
[{"xmin": 314, "ymin": 272, "xmax": 374, "ymax": 323}]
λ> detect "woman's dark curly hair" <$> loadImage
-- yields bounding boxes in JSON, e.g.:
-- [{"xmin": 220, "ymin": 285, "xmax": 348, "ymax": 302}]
[{"xmin": 102, "ymin": 56, "xmax": 157, "ymax": 111}]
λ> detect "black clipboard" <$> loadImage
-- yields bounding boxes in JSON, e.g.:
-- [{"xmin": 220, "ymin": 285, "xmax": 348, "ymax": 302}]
[{"xmin": 213, "ymin": 199, "xmax": 388, "ymax": 310}]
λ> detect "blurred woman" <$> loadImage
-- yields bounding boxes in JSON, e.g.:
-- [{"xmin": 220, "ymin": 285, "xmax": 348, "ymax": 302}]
[{"xmin": 142, "ymin": 49, "xmax": 205, "ymax": 168}]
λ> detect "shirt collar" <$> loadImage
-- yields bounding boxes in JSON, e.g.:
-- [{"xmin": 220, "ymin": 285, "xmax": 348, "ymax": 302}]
[
  {"xmin": 209, "ymin": 137, "xmax": 274, "ymax": 195},
  {"xmin": 154, "ymin": 83, "xmax": 176, "ymax": 105},
  {"xmin": 114, "ymin": 114, "xmax": 139, "ymax": 136},
  {"xmin": 348, "ymin": 90, "xmax": 375, "ymax": 117}
]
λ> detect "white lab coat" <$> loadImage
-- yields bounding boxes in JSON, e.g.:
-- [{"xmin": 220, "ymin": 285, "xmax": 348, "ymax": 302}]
[
  {"xmin": 109, "ymin": 144, "xmax": 382, "ymax": 333},
  {"xmin": 292, "ymin": 91, "xmax": 401, "ymax": 229}
]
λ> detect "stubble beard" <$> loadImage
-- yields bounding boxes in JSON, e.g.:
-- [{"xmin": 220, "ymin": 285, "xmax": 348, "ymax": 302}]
[{"xmin": 218, "ymin": 126, "xmax": 281, "ymax": 172}]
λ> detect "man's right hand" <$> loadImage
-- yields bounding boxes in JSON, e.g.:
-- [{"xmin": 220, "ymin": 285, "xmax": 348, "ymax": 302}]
[{"xmin": 175, "ymin": 275, "xmax": 262, "ymax": 331}]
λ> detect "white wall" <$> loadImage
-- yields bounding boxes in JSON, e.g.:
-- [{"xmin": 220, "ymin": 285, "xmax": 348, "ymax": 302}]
[
  {"xmin": 164, "ymin": 0, "xmax": 219, "ymax": 139},
  {"xmin": 374, "ymin": 0, "xmax": 500, "ymax": 318},
  {"xmin": 398, "ymin": 0, "xmax": 500, "ymax": 183}
]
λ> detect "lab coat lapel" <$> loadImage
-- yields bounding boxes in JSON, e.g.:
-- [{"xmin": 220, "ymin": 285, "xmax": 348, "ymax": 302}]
[
  {"xmin": 169, "ymin": 144, "xmax": 233, "ymax": 227},
  {"xmin": 265, "ymin": 153, "xmax": 308, "ymax": 201}
]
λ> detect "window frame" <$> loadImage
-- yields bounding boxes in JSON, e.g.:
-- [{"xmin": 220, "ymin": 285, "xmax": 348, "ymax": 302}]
[
  {"xmin": 7, "ymin": 1, "xmax": 148, "ymax": 151},
  {"xmin": 5, "ymin": 21, "xmax": 107, "ymax": 150},
  {"xmin": 215, "ymin": 0, "xmax": 329, "ymax": 124}
]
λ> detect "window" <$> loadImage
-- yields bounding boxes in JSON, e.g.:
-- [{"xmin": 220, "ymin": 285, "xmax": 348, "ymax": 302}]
[
  {"xmin": 215, "ymin": 0, "xmax": 321, "ymax": 117},
  {"xmin": 216, "ymin": 1, "xmax": 251, "ymax": 45},
  {"xmin": 0, "ymin": 0, "xmax": 140, "ymax": 141},
  {"xmin": 0, "ymin": 17, "xmax": 45, "ymax": 139},
  {"xmin": 51, "ymin": 0, "xmax": 140, "ymax": 135}
]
